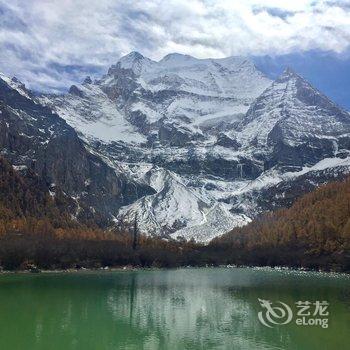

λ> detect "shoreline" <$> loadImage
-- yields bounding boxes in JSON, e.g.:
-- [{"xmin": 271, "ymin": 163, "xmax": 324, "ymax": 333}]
[{"xmin": 0, "ymin": 264, "xmax": 349, "ymax": 276}]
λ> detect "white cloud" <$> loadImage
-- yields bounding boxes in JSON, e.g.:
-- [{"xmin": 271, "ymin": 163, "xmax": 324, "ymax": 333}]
[{"xmin": 0, "ymin": 0, "xmax": 349, "ymax": 91}]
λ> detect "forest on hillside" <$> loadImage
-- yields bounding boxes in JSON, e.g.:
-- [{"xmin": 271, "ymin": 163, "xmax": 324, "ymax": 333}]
[
  {"xmin": 210, "ymin": 176, "xmax": 350, "ymax": 271},
  {"xmin": 0, "ymin": 156, "xmax": 349, "ymax": 272}
]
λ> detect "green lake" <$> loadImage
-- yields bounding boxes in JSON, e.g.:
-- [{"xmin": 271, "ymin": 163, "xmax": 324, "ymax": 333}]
[{"xmin": 0, "ymin": 268, "xmax": 349, "ymax": 349}]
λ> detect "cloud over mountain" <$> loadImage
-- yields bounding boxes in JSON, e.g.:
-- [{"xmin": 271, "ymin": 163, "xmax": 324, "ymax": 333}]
[{"xmin": 0, "ymin": 0, "xmax": 349, "ymax": 91}]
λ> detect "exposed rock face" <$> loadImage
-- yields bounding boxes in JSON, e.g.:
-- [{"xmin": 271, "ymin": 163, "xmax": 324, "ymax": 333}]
[
  {"xmin": 0, "ymin": 75, "xmax": 154, "ymax": 224},
  {"xmin": 83, "ymin": 76, "xmax": 92, "ymax": 85},
  {"xmin": 215, "ymin": 134, "xmax": 240, "ymax": 149},
  {"xmin": 158, "ymin": 122, "xmax": 203, "ymax": 147},
  {"xmin": 68, "ymin": 85, "xmax": 84, "ymax": 98}
]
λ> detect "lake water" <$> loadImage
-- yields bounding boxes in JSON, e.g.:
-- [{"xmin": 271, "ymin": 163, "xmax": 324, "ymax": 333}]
[{"xmin": 0, "ymin": 268, "xmax": 349, "ymax": 349}]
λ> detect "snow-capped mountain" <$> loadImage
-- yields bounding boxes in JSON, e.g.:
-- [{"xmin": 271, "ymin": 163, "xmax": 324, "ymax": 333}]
[
  {"xmin": 43, "ymin": 52, "xmax": 271, "ymax": 146},
  {"xmin": 4, "ymin": 52, "xmax": 350, "ymax": 242}
]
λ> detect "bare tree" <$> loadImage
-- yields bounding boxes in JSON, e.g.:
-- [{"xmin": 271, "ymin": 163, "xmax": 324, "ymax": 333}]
[{"xmin": 132, "ymin": 214, "xmax": 138, "ymax": 251}]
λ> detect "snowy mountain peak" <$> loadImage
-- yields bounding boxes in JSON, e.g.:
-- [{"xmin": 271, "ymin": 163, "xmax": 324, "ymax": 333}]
[
  {"xmin": 42, "ymin": 51, "xmax": 273, "ymax": 150},
  {"xmin": 82, "ymin": 76, "xmax": 92, "ymax": 85},
  {"xmin": 238, "ymin": 68, "xmax": 350, "ymax": 154},
  {"xmin": 0, "ymin": 72, "xmax": 31, "ymax": 99},
  {"xmin": 251, "ymin": 67, "xmax": 328, "ymax": 109},
  {"xmin": 159, "ymin": 53, "xmax": 197, "ymax": 65},
  {"xmin": 278, "ymin": 67, "xmax": 299, "ymax": 80},
  {"xmin": 273, "ymin": 66, "xmax": 345, "ymax": 111},
  {"xmin": 115, "ymin": 51, "xmax": 155, "ymax": 75},
  {"xmin": 118, "ymin": 51, "xmax": 144, "ymax": 62},
  {"xmin": 127, "ymin": 51, "xmax": 143, "ymax": 58}
]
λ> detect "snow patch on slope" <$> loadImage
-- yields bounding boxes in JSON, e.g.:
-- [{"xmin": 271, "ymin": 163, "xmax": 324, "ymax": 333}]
[
  {"xmin": 171, "ymin": 204, "xmax": 250, "ymax": 243},
  {"xmin": 41, "ymin": 84, "xmax": 145, "ymax": 143},
  {"xmin": 232, "ymin": 156, "xmax": 350, "ymax": 198},
  {"xmin": 117, "ymin": 167, "xmax": 212, "ymax": 235}
]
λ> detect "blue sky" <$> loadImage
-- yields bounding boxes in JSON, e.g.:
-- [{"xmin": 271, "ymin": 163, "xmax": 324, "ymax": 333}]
[{"xmin": 0, "ymin": 0, "xmax": 350, "ymax": 108}]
